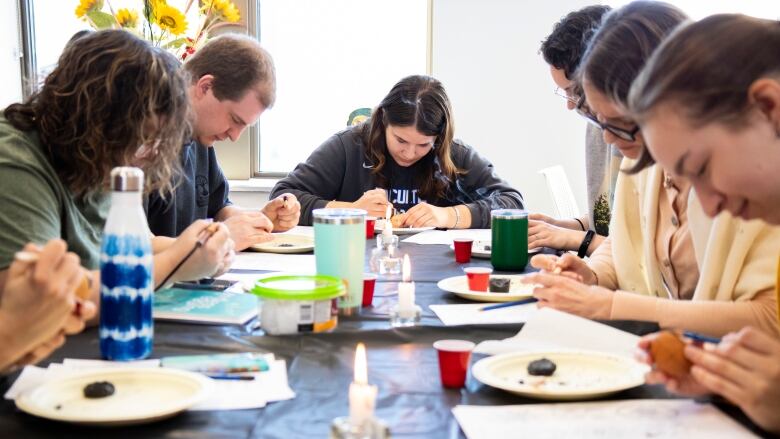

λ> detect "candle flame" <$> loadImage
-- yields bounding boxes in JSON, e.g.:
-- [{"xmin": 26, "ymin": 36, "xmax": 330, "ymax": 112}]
[
  {"xmin": 402, "ymin": 254, "xmax": 411, "ymax": 283},
  {"xmin": 354, "ymin": 342, "xmax": 368, "ymax": 385},
  {"xmin": 385, "ymin": 204, "xmax": 392, "ymax": 220}
]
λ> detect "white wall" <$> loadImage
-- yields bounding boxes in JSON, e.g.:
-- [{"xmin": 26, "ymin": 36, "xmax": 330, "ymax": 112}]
[{"xmin": 431, "ymin": 0, "xmax": 599, "ymax": 216}]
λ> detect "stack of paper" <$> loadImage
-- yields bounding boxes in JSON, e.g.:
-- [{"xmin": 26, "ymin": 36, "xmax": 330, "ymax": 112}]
[
  {"xmin": 429, "ymin": 303, "xmax": 538, "ymax": 326},
  {"xmin": 453, "ymin": 400, "xmax": 756, "ymax": 439},
  {"xmin": 401, "ymin": 229, "xmax": 492, "ymax": 245},
  {"xmin": 5, "ymin": 357, "xmax": 295, "ymax": 411},
  {"xmin": 474, "ymin": 308, "xmax": 640, "ymax": 358}
]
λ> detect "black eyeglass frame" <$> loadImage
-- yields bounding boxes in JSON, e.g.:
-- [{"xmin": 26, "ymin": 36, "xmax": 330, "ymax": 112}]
[{"xmin": 573, "ymin": 95, "xmax": 640, "ymax": 142}]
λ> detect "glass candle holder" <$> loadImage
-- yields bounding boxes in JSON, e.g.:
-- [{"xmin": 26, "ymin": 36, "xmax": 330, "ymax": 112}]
[{"xmin": 330, "ymin": 416, "xmax": 390, "ymax": 439}]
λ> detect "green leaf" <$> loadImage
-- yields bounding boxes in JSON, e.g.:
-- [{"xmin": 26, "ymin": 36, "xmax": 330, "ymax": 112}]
[
  {"xmin": 87, "ymin": 11, "xmax": 116, "ymax": 29},
  {"xmin": 164, "ymin": 38, "xmax": 188, "ymax": 49}
]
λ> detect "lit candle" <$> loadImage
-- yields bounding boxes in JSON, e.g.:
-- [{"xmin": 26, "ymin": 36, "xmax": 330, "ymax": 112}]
[
  {"xmin": 397, "ymin": 254, "xmax": 415, "ymax": 316},
  {"xmin": 349, "ymin": 343, "xmax": 377, "ymax": 427}
]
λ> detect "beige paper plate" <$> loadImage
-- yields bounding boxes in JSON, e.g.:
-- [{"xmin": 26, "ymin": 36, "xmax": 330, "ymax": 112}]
[
  {"xmin": 15, "ymin": 367, "xmax": 212, "ymax": 426},
  {"xmin": 449, "ymin": 241, "xmax": 542, "ymax": 259},
  {"xmin": 472, "ymin": 350, "xmax": 648, "ymax": 400},
  {"xmin": 250, "ymin": 234, "xmax": 314, "ymax": 254},
  {"xmin": 437, "ymin": 274, "xmax": 535, "ymax": 302}
]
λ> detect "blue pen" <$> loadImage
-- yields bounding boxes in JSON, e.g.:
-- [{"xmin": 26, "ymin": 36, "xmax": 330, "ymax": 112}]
[
  {"xmin": 682, "ymin": 331, "xmax": 721, "ymax": 345},
  {"xmin": 205, "ymin": 374, "xmax": 256, "ymax": 381},
  {"xmin": 479, "ymin": 297, "xmax": 538, "ymax": 312}
]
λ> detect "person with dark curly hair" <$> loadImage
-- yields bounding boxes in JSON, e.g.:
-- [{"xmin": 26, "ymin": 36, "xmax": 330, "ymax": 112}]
[
  {"xmin": 0, "ymin": 30, "xmax": 234, "ymax": 317},
  {"xmin": 532, "ymin": 5, "xmax": 619, "ymax": 257}
]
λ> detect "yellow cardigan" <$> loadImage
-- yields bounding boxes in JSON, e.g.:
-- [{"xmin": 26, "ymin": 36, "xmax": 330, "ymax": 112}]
[{"xmin": 591, "ymin": 159, "xmax": 780, "ymax": 336}]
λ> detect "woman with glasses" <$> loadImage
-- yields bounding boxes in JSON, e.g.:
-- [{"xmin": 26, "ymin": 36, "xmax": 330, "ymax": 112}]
[
  {"xmin": 537, "ymin": 5, "xmax": 619, "ymax": 257},
  {"xmin": 526, "ymin": 1, "xmax": 780, "ymax": 338},
  {"xmin": 270, "ymin": 75, "xmax": 524, "ymax": 228},
  {"xmin": 627, "ymin": 14, "xmax": 780, "ymax": 434}
]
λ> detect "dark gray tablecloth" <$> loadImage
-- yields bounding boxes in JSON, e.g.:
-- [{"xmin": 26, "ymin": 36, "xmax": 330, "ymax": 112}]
[{"xmin": 0, "ymin": 241, "xmax": 772, "ymax": 438}]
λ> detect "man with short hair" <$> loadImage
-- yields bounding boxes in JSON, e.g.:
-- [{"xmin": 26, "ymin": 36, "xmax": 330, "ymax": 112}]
[
  {"xmin": 146, "ymin": 34, "xmax": 300, "ymax": 251},
  {"xmin": 529, "ymin": 5, "xmax": 618, "ymax": 256}
]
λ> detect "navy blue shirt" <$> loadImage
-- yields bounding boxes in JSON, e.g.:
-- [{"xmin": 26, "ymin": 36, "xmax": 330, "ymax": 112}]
[{"xmin": 145, "ymin": 141, "xmax": 231, "ymax": 237}]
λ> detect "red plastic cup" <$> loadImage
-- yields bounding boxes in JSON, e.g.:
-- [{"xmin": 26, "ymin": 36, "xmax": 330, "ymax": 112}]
[
  {"xmin": 464, "ymin": 267, "xmax": 492, "ymax": 291},
  {"xmin": 433, "ymin": 339, "xmax": 475, "ymax": 388},
  {"xmin": 362, "ymin": 273, "xmax": 378, "ymax": 307},
  {"xmin": 365, "ymin": 217, "xmax": 376, "ymax": 239},
  {"xmin": 453, "ymin": 239, "xmax": 473, "ymax": 263}
]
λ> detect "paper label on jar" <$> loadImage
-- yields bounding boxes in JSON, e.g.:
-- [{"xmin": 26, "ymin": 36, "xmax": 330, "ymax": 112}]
[{"xmin": 314, "ymin": 300, "xmax": 332, "ymax": 323}]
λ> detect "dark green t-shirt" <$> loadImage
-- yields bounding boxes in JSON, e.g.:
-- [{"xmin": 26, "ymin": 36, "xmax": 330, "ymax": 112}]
[{"xmin": 0, "ymin": 117, "xmax": 109, "ymax": 270}]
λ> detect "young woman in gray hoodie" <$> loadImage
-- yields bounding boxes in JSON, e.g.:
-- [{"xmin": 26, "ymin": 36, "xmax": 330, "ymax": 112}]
[{"xmin": 271, "ymin": 75, "xmax": 524, "ymax": 228}]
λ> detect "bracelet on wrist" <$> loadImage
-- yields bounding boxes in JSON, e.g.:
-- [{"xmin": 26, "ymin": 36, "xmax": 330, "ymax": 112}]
[
  {"xmin": 451, "ymin": 206, "xmax": 460, "ymax": 229},
  {"xmin": 574, "ymin": 217, "xmax": 586, "ymax": 231},
  {"xmin": 577, "ymin": 230, "xmax": 595, "ymax": 258}
]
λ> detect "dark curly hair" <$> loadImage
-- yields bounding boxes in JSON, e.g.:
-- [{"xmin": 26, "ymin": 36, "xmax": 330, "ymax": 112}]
[
  {"xmin": 540, "ymin": 5, "xmax": 612, "ymax": 80},
  {"xmin": 4, "ymin": 29, "xmax": 191, "ymax": 197}
]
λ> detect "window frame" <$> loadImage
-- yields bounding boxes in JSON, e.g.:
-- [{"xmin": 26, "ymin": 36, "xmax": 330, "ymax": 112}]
[{"xmin": 249, "ymin": 0, "xmax": 433, "ymax": 179}]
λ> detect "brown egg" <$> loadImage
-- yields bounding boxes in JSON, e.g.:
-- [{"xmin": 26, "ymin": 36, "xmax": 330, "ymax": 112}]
[{"xmin": 650, "ymin": 330, "xmax": 692, "ymax": 379}]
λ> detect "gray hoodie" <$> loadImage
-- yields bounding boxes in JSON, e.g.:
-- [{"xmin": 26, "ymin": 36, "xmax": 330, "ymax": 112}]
[{"xmin": 271, "ymin": 126, "xmax": 524, "ymax": 228}]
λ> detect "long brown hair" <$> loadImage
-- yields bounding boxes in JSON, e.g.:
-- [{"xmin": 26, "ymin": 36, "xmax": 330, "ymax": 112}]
[
  {"xmin": 4, "ymin": 29, "xmax": 191, "ymax": 197},
  {"xmin": 360, "ymin": 75, "xmax": 460, "ymax": 200},
  {"xmin": 629, "ymin": 14, "xmax": 780, "ymax": 129},
  {"xmin": 578, "ymin": 1, "xmax": 688, "ymax": 173}
]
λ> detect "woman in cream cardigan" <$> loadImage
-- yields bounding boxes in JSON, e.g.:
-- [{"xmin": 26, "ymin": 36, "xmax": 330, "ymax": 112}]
[
  {"xmin": 627, "ymin": 14, "xmax": 780, "ymax": 434},
  {"xmin": 526, "ymin": 2, "xmax": 780, "ymax": 338}
]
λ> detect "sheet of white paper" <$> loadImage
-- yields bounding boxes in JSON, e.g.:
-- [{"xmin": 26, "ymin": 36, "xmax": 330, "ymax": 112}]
[
  {"xmin": 190, "ymin": 359, "xmax": 295, "ymax": 411},
  {"xmin": 218, "ymin": 271, "xmax": 285, "ymax": 292},
  {"xmin": 6, "ymin": 358, "xmax": 295, "ymax": 412},
  {"xmin": 453, "ymin": 400, "xmax": 757, "ymax": 439},
  {"xmin": 231, "ymin": 252, "xmax": 316, "ymax": 273},
  {"xmin": 429, "ymin": 303, "xmax": 537, "ymax": 326},
  {"xmin": 474, "ymin": 308, "xmax": 640, "ymax": 358},
  {"xmin": 401, "ymin": 229, "xmax": 492, "ymax": 245},
  {"xmin": 4, "ymin": 366, "xmax": 47, "ymax": 400}
]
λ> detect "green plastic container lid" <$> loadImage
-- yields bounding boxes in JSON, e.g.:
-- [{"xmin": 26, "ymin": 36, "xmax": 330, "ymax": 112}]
[{"xmin": 250, "ymin": 275, "xmax": 345, "ymax": 301}]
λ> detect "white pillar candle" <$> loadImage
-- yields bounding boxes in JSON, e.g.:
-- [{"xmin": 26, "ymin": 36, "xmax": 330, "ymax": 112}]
[
  {"xmin": 398, "ymin": 255, "xmax": 415, "ymax": 316},
  {"xmin": 349, "ymin": 343, "xmax": 377, "ymax": 427}
]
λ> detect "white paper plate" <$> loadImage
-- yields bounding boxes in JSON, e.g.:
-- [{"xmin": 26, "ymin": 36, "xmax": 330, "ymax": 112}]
[
  {"xmin": 16, "ymin": 367, "xmax": 212, "ymax": 426},
  {"xmin": 472, "ymin": 350, "xmax": 648, "ymax": 400},
  {"xmin": 437, "ymin": 274, "xmax": 535, "ymax": 302},
  {"xmin": 449, "ymin": 241, "xmax": 542, "ymax": 259},
  {"xmin": 250, "ymin": 234, "xmax": 314, "ymax": 254},
  {"xmin": 374, "ymin": 221, "xmax": 435, "ymax": 235}
]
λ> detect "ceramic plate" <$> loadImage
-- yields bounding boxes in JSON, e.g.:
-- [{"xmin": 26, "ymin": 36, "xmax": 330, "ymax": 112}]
[
  {"xmin": 449, "ymin": 241, "xmax": 542, "ymax": 259},
  {"xmin": 15, "ymin": 367, "xmax": 212, "ymax": 426},
  {"xmin": 472, "ymin": 350, "xmax": 648, "ymax": 400},
  {"xmin": 250, "ymin": 234, "xmax": 314, "ymax": 254},
  {"xmin": 437, "ymin": 274, "xmax": 536, "ymax": 302},
  {"xmin": 374, "ymin": 221, "xmax": 435, "ymax": 235}
]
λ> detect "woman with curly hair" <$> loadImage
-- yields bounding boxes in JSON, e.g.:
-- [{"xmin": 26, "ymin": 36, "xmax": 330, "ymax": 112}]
[{"xmin": 0, "ymin": 30, "xmax": 234, "ymax": 313}]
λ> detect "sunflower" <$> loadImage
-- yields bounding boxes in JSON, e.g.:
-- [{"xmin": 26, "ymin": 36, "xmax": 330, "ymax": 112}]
[
  {"xmin": 115, "ymin": 8, "xmax": 139, "ymax": 28},
  {"xmin": 202, "ymin": 0, "xmax": 241, "ymax": 23},
  {"xmin": 75, "ymin": 0, "xmax": 103, "ymax": 18},
  {"xmin": 154, "ymin": 3, "xmax": 187, "ymax": 36}
]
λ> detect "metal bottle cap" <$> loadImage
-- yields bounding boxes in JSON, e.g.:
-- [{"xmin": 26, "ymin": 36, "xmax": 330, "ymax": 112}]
[{"xmin": 110, "ymin": 167, "xmax": 144, "ymax": 192}]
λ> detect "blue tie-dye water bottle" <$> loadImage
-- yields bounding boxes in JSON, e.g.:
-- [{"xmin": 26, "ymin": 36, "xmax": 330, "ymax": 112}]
[{"xmin": 100, "ymin": 167, "xmax": 153, "ymax": 361}]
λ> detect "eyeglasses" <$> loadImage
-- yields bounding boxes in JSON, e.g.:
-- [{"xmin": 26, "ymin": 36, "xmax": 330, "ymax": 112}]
[
  {"xmin": 573, "ymin": 95, "xmax": 640, "ymax": 142},
  {"xmin": 554, "ymin": 87, "xmax": 578, "ymax": 105}
]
